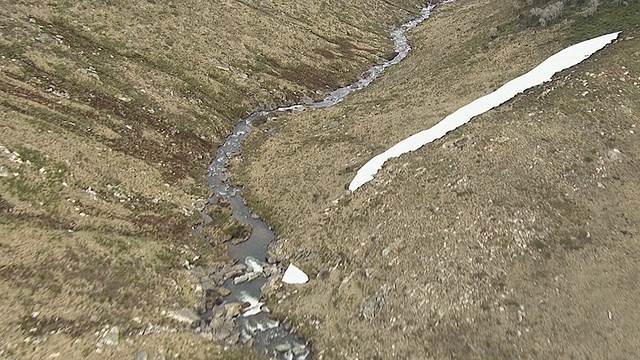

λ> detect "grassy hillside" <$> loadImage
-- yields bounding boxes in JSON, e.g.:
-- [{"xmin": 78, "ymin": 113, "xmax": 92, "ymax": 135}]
[
  {"xmin": 238, "ymin": 0, "xmax": 640, "ymax": 358},
  {"xmin": 0, "ymin": 0, "xmax": 426, "ymax": 358}
]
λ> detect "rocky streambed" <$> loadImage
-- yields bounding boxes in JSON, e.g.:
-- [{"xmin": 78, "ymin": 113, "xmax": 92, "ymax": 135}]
[{"xmin": 187, "ymin": 3, "xmax": 439, "ymax": 359}]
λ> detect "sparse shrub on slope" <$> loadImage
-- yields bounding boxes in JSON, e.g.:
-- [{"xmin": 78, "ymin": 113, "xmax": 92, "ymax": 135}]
[
  {"xmin": 530, "ymin": 1, "xmax": 565, "ymax": 26},
  {"xmin": 582, "ymin": 0, "xmax": 600, "ymax": 17},
  {"xmin": 515, "ymin": 0, "xmax": 640, "ymax": 30}
]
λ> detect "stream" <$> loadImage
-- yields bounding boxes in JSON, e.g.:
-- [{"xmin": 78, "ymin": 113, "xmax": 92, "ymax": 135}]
[{"xmin": 202, "ymin": 3, "xmax": 437, "ymax": 359}]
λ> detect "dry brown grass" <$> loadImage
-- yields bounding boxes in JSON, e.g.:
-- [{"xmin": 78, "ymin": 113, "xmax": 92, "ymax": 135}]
[
  {"xmin": 238, "ymin": 0, "xmax": 640, "ymax": 358},
  {"xmin": 0, "ymin": 0, "xmax": 431, "ymax": 358}
]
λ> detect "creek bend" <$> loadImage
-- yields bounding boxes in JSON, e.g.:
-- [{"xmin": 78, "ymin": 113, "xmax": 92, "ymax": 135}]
[{"xmin": 199, "ymin": 3, "xmax": 438, "ymax": 359}]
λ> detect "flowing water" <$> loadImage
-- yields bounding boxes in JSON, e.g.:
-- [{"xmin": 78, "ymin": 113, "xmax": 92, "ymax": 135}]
[{"xmin": 203, "ymin": 4, "xmax": 437, "ymax": 359}]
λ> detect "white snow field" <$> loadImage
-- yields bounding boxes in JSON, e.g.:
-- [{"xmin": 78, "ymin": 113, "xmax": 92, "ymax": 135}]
[{"xmin": 349, "ymin": 32, "xmax": 621, "ymax": 191}]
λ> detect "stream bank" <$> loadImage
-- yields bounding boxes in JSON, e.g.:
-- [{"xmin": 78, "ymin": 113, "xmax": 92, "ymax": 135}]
[{"xmin": 191, "ymin": 3, "xmax": 439, "ymax": 359}]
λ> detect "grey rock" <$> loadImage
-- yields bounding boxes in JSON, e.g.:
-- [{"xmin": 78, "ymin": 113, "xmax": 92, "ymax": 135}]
[
  {"xmin": 223, "ymin": 264, "xmax": 247, "ymax": 281},
  {"xmin": 201, "ymin": 211, "xmax": 213, "ymax": 225},
  {"xmin": 35, "ymin": 33, "xmax": 50, "ymax": 43},
  {"xmin": 0, "ymin": 166, "xmax": 8, "ymax": 178},
  {"xmin": 102, "ymin": 326, "xmax": 119, "ymax": 346},
  {"xmin": 301, "ymin": 94, "xmax": 314, "ymax": 104},
  {"xmin": 212, "ymin": 305, "xmax": 226, "ymax": 319},
  {"xmin": 274, "ymin": 91, "xmax": 287, "ymax": 101},
  {"xmin": 275, "ymin": 342, "xmax": 291, "ymax": 352},
  {"xmin": 262, "ymin": 265, "xmax": 279, "ymax": 277},
  {"xmin": 133, "ymin": 350, "xmax": 148, "ymax": 360},
  {"xmin": 199, "ymin": 277, "xmax": 217, "ymax": 292},
  {"xmin": 219, "ymin": 286, "xmax": 231, "ymax": 296},
  {"xmin": 209, "ymin": 317, "xmax": 236, "ymax": 342},
  {"xmin": 266, "ymin": 250, "xmax": 281, "ymax": 264},
  {"xmin": 224, "ymin": 303, "xmax": 242, "ymax": 320},
  {"xmin": 358, "ymin": 288, "xmax": 388, "ymax": 321},
  {"xmin": 223, "ymin": 269, "xmax": 243, "ymax": 281},
  {"xmin": 225, "ymin": 331, "xmax": 240, "ymax": 345},
  {"xmin": 233, "ymin": 272, "xmax": 260, "ymax": 285},
  {"xmin": 210, "ymin": 270, "xmax": 226, "ymax": 285},
  {"xmin": 292, "ymin": 344, "xmax": 307, "ymax": 356},
  {"xmin": 260, "ymin": 276, "xmax": 282, "ymax": 299}
]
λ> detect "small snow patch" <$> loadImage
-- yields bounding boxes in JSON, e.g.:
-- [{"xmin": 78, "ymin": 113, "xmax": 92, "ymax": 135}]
[{"xmin": 282, "ymin": 263, "xmax": 309, "ymax": 284}]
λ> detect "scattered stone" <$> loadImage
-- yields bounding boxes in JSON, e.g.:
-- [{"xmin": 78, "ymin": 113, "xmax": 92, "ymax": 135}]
[
  {"xmin": 292, "ymin": 344, "xmax": 307, "ymax": 356},
  {"xmin": 133, "ymin": 350, "xmax": 148, "ymax": 360},
  {"xmin": 442, "ymin": 135, "xmax": 469, "ymax": 150},
  {"xmin": 212, "ymin": 305, "xmax": 226, "ymax": 319},
  {"xmin": 301, "ymin": 94, "xmax": 314, "ymax": 104},
  {"xmin": 199, "ymin": 277, "xmax": 217, "ymax": 292},
  {"xmin": 224, "ymin": 303, "xmax": 242, "ymax": 320},
  {"xmin": 266, "ymin": 250, "xmax": 279, "ymax": 264},
  {"xmin": 166, "ymin": 308, "xmax": 200, "ymax": 326},
  {"xmin": 263, "ymin": 265, "xmax": 279, "ymax": 277},
  {"xmin": 607, "ymin": 148, "xmax": 623, "ymax": 161},
  {"xmin": 224, "ymin": 268, "xmax": 243, "ymax": 281},
  {"xmin": 209, "ymin": 317, "xmax": 235, "ymax": 342},
  {"xmin": 35, "ymin": 32, "xmax": 50, "ymax": 43},
  {"xmin": 0, "ymin": 166, "xmax": 8, "ymax": 178},
  {"xmin": 260, "ymin": 276, "xmax": 283, "ymax": 299},
  {"xmin": 358, "ymin": 288, "xmax": 388, "ymax": 321},
  {"xmin": 219, "ymin": 287, "xmax": 231, "ymax": 296},
  {"xmin": 101, "ymin": 326, "xmax": 119, "ymax": 346},
  {"xmin": 274, "ymin": 90, "xmax": 287, "ymax": 101}
]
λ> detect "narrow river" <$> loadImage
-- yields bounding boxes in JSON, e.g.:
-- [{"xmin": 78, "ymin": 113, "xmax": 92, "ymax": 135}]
[{"xmin": 202, "ymin": 3, "xmax": 438, "ymax": 359}]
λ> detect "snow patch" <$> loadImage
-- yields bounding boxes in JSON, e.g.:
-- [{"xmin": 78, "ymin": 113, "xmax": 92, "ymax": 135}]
[
  {"xmin": 349, "ymin": 32, "xmax": 620, "ymax": 191},
  {"xmin": 282, "ymin": 263, "xmax": 309, "ymax": 284}
]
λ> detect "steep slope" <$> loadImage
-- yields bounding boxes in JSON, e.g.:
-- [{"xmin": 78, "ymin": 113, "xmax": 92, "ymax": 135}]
[
  {"xmin": 239, "ymin": 0, "xmax": 640, "ymax": 358},
  {"xmin": 0, "ymin": 0, "xmax": 426, "ymax": 358}
]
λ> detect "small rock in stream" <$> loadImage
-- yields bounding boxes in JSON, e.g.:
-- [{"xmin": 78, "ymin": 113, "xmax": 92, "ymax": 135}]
[
  {"xmin": 233, "ymin": 272, "xmax": 260, "ymax": 285},
  {"xmin": 292, "ymin": 344, "xmax": 307, "ymax": 356},
  {"xmin": 212, "ymin": 304, "xmax": 226, "ymax": 318},
  {"xmin": 275, "ymin": 342, "xmax": 291, "ymax": 353},
  {"xmin": 224, "ymin": 303, "xmax": 243, "ymax": 320},
  {"xmin": 219, "ymin": 286, "xmax": 231, "ymax": 296}
]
